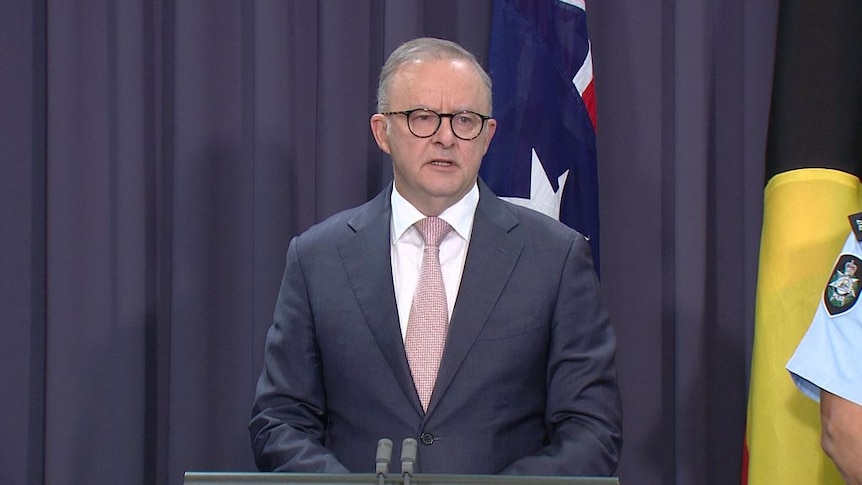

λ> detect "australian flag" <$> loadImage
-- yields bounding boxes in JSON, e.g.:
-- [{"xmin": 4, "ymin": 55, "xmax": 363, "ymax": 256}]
[{"xmin": 481, "ymin": 0, "xmax": 600, "ymax": 272}]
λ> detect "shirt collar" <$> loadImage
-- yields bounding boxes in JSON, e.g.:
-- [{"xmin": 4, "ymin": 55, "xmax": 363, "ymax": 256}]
[{"xmin": 391, "ymin": 182, "xmax": 479, "ymax": 244}]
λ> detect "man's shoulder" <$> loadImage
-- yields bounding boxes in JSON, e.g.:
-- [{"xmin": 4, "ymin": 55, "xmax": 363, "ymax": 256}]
[
  {"xmin": 296, "ymin": 189, "xmax": 390, "ymax": 245},
  {"xmin": 476, "ymin": 181, "xmax": 583, "ymax": 242},
  {"xmin": 489, "ymin": 196, "xmax": 585, "ymax": 243}
]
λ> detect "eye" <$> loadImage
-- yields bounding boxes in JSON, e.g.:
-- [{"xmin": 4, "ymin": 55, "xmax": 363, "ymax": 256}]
[
  {"xmin": 455, "ymin": 114, "xmax": 477, "ymax": 126},
  {"xmin": 409, "ymin": 110, "xmax": 437, "ymax": 124}
]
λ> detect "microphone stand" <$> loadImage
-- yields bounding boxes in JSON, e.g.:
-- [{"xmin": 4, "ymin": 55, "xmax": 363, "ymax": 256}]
[
  {"xmin": 375, "ymin": 438, "xmax": 393, "ymax": 485},
  {"xmin": 400, "ymin": 438, "xmax": 417, "ymax": 485}
]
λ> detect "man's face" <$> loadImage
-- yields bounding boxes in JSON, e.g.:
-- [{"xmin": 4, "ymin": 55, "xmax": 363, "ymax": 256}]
[{"xmin": 370, "ymin": 58, "xmax": 497, "ymax": 216}]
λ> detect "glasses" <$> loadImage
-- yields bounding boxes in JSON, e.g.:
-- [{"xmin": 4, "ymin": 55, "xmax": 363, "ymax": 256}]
[{"xmin": 381, "ymin": 108, "xmax": 491, "ymax": 140}]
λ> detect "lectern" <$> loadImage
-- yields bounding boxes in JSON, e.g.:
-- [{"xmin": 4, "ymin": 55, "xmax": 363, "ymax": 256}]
[{"xmin": 183, "ymin": 472, "xmax": 619, "ymax": 485}]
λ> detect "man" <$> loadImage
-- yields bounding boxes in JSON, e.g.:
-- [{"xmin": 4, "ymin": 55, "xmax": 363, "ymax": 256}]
[
  {"xmin": 250, "ymin": 37, "xmax": 622, "ymax": 476},
  {"xmin": 787, "ymin": 226, "xmax": 862, "ymax": 485}
]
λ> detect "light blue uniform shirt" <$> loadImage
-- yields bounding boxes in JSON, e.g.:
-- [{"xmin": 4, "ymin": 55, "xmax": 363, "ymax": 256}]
[{"xmin": 787, "ymin": 232, "xmax": 862, "ymax": 406}]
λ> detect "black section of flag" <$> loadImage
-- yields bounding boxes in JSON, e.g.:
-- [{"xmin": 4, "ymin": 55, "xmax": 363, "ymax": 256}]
[{"xmin": 765, "ymin": 1, "xmax": 862, "ymax": 181}]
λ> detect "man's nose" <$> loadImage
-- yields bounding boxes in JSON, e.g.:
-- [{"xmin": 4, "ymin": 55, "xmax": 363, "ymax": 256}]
[{"xmin": 432, "ymin": 117, "xmax": 457, "ymax": 145}]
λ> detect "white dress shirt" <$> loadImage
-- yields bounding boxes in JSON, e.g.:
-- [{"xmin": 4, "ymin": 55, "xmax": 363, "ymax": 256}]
[{"xmin": 390, "ymin": 183, "xmax": 478, "ymax": 340}]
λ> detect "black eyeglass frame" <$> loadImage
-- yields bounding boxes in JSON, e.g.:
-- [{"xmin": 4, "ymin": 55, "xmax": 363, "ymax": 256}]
[{"xmin": 380, "ymin": 108, "xmax": 491, "ymax": 141}]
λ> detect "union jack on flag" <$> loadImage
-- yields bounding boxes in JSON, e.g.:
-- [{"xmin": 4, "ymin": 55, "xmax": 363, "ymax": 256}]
[{"xmin": 481, "ymin": 0, "xmax": 600, "ymax": 271}]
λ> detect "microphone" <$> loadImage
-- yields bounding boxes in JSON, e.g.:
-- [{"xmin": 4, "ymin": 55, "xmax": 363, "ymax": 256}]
[
  {"xmin": 401, "ymin": 437, "xmax": 418, "ymax": 485},
  {"xmin": 375, "ymin": 438, "xmax": 393, "ymax": 478}
]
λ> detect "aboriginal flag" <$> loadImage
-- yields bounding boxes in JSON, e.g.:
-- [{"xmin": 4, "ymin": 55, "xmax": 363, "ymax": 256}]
[{"xmin": 743, "ymin": 2, "xmax": 862, "ymax": 484}]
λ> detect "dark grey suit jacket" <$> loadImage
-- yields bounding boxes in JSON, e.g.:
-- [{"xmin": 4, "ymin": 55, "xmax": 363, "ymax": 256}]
[{"xmin": 250, "ymin": 180, "xmax": 622, "ymax": 475}]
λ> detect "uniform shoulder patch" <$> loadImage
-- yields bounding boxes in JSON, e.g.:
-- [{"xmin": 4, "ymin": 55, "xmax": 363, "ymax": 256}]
[{"xmin": 825, "ymin": 254, "xmax": 862, "ymax": 316}]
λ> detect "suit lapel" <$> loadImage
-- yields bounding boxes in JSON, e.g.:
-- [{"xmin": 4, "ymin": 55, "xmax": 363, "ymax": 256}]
[
  {"xmin": 338, "ymin": 182, "xmax": 524, "ymax": 417},
  {"xmin": 338, "ymin": 186, "xmax": 424, "ymax": 415},
  {"xmin": 428, "ymin": 185, "xmax": 523, "ymax": 414}
]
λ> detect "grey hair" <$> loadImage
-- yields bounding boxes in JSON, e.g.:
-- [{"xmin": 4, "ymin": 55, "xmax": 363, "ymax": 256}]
[{"xmin": 376, "ymin": 37, "xmax": 493, "ymax": 115}]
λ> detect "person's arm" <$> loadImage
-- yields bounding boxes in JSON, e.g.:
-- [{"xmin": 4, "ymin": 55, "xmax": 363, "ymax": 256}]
[
  {"xmin": 501, "ymin": 234, "xmax": 623, "ymax": 475},
  {"xmin": 249, "ymin": 237, "xmax": 349, "ymax": 473},
  {"xmin": 821, "ymin": 390, "xmax": 862, "ymax": 485}
]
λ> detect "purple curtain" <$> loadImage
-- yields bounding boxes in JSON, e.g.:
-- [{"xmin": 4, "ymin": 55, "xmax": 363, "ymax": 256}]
[{"xmin": 1, "ymin": 1, "xmax": 776, "ymax": 484}]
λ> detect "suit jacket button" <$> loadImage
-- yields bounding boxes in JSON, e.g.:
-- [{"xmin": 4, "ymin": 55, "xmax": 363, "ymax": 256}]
[{"xmin": 420, "ymin": 432, "xmax": 434, "ymax": 445}]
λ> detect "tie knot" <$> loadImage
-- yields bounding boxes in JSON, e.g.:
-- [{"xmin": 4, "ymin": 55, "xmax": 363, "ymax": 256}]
[{"xmin": 415, "ymin": 217, "xmax": 452, "ymax": 247}]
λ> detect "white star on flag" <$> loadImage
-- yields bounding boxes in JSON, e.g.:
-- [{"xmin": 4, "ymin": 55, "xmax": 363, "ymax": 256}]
[{"xmin": 500, "ymin": 148, "xmax": 569, "ymax": 222}]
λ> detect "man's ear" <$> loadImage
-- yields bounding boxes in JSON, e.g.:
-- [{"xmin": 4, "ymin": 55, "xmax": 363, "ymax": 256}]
[
  {"xmin": 370, "ymin": 114, "xmax": 391, "ymax": 154},
  {"xmin": 481, "ymin": 118, "xmax": 497, "ymax": 155}
]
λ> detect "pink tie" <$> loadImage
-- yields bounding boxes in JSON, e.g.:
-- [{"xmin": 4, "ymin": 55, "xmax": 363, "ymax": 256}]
[{"xmin": 405, "ymin": 217, "xmax": 453, "ymax": 411}]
